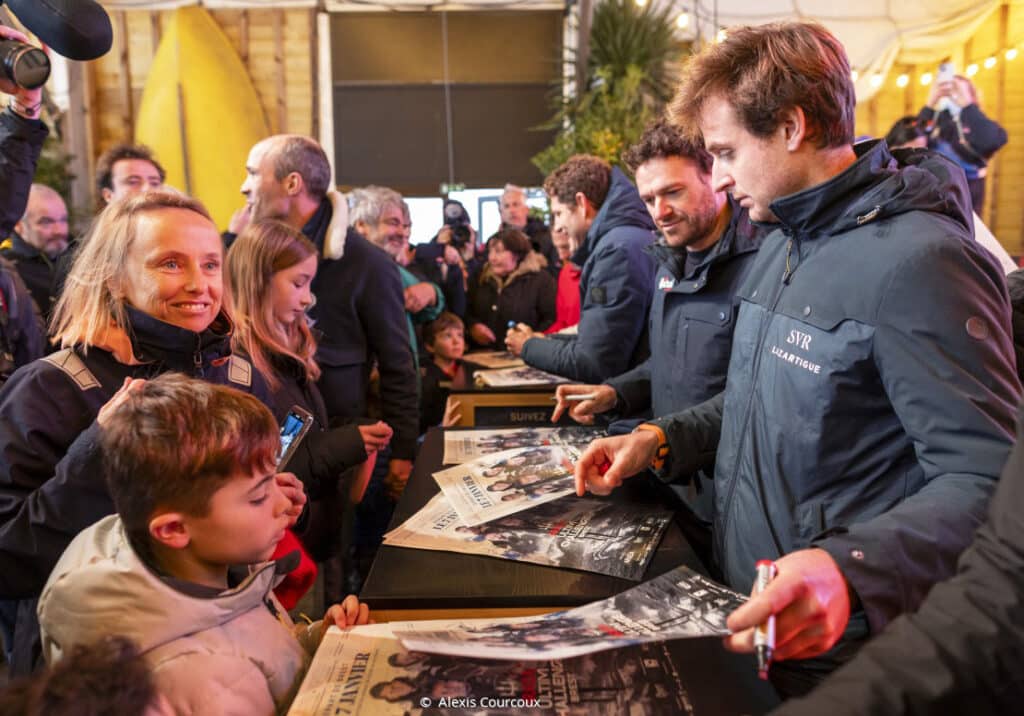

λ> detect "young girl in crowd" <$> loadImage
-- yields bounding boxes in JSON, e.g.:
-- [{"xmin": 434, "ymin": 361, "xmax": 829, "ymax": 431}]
[{"xmin": 227, "ymin": 220, "xmax": 392, "ymax": 573}]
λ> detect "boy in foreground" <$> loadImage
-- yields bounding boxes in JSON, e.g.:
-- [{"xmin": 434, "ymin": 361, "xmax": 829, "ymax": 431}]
[{"xmin": 37, "ymin": 374, "xmax": 370, "ymax": 714}]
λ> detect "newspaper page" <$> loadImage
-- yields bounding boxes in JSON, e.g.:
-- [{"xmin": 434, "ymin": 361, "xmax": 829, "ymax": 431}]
[
  {"xmin": 432, "ymin": 446, "xmax": 580, "ymax": 526},
  {"xmin": 392, "ymin": 566, "xmax": 744, "ymax": 661},
  {"xmin": 473, "ymin": 366, "xmax": 570, "ymax": 387},
  {"xmin": 288, "ymin": 624, "xmax": 711, "ymax": 715},
  {"xmin": 383, "ymin": 493, "xmax": 671, "ymax": 580},
  {"xmin": 442, "ymin": 426, "xmax": 604, "ymax": 464},
  {"xmin": 462, "ymin": 351, "xmax": 526, "ymax": 369}
]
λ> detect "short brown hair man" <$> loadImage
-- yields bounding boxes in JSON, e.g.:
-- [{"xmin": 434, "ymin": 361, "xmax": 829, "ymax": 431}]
[{"xmin": 576, "ymin": 21, "xmax": 1019, "ymax": 694}]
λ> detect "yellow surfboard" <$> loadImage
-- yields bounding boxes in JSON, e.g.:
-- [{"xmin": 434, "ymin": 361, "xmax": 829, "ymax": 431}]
[{"xmin": 135, "ymin": 7, "xmax": 269, "ymax": 230}]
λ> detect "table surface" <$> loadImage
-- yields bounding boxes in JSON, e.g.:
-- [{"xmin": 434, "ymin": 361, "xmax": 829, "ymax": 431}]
[{"xmin": 361, "ymin": 427, "xmax": 703, "ymax": 611}]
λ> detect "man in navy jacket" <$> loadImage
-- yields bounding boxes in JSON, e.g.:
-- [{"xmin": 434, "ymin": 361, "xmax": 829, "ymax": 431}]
[{"xmin": 505, "ymin": 155, "xmax": 656, "ymax": 383}]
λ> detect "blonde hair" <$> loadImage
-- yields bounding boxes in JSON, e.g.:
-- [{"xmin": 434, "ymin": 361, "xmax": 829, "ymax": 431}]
[
  {"xmin": 226, "ymin": 220, "xmax": 320, "ymax": 392},
  {"xmin": 50, "ymin": 191, "xmax": 222, "ymax": 349}
]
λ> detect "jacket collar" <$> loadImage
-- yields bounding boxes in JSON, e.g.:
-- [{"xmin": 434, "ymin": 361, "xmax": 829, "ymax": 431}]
[
  {"xmin": 767, "ymin": 139, "xmax": 973, "ymax": 240},
  {"xmin": 480, "ymin": 250, "xmax": 548, "ymax": 289},
  {"xmin": 123, "ymin": 305, "xmax": 234, "ymax": 373},
  {"xmin": 307, "ymin": 190, "xmax": 350, "ymax": 261}
]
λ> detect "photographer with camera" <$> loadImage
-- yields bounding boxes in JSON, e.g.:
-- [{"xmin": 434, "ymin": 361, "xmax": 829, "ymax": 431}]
[
  {"xmin": 0, "ymin": 24, "xmax": 47, "ymax": 238},
  {"xmin": 407, "ymin": 199, "xmax": 471, "ymax": 318},
  {"xmin": 917, "ymin": 65, "xmax": 1007, "ymax": 212}
]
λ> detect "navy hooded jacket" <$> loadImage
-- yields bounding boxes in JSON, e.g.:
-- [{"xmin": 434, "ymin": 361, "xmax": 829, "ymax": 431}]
[{"xmin": 521, "ymin": 167, "xmax": 656, "ymax": 383}]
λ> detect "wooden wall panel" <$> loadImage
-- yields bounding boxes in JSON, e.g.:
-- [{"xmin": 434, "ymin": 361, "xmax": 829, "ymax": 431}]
[{"xmin": 87, "ymin": 7, "xmax": 313, "ymax": 204}]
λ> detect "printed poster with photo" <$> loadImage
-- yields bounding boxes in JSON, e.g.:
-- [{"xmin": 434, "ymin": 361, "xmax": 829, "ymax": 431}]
[
  {"xmin": 442, "ymin": 426, "xmax": 604, "ymax": 464},
  {"xmin": 288, "ymin": 624, "xmax": 743, "ymax": 716},
  {"xmin": 392, "ymin": 566, "xmax": 745, "ymax": 662},
  {"xmin": 383, "ymin": 493, "xmax": 672, "ymax": 580},
  {"xmin": 473, "ymin": 366, "xmax": 570, "ymax": 387},
  {"xmin": 432, "ymin": 446, "xmax": 579, "ymax": 527}
]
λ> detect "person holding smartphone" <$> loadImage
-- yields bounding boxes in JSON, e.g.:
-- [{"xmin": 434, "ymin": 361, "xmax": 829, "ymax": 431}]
[
  {"xmin": 917, "ymin": 62, "xmax": 1008, "ymax": 211},
  {"xmin": 227, "ymin": 220, "xmax": 393, "ymax": 566}
]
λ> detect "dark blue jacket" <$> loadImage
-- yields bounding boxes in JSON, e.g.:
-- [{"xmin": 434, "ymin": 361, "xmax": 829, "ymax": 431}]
[
  {"xmin": 521, "ymin": 168, "xmax": 656, "ymax": 383},
  {"xmin": 606, "ymin": 198, "xmax": 762, "ymax": 521},
  {"xmin": 651, "ymin": 141, "xmax": 1019, "ymax": 643},
  {"xmin": 304, "ymin": 194, "xmax": 419, "ymax": 459},
  {"xmin": 0, "ymin": 307, "xmax": 273, "ymax": 673}
]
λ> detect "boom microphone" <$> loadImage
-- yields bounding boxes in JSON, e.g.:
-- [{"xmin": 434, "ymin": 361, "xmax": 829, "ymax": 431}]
[{"xmin": 3, "ymin": 0, "xmax": 112, "ymax": 61}]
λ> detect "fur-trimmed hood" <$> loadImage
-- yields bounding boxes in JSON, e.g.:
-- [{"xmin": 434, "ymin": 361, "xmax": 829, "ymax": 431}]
[
  {"xmin": 479, "ymin": 250, "xmax": 548, "ymax": 291},
  {"xmin": 320, "ymin": 190, "xmax": 350, "ymax": 261}
]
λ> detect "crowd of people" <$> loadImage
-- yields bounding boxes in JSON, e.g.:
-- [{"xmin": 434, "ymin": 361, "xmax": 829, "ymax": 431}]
[{"xmin": 0, "ymin": 16, "xmax": 1021, "ymax": 716}]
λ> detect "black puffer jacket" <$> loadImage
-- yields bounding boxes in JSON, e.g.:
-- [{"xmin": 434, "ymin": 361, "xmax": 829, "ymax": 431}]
[
  {"xmin": 774, "ymin": 400, "xmax": 1024, "ymax": 716},
  {"xmin": 0, "ymin": 109, "xmax": 47, "ymax": 237},
  {"xmin": 651, "ymin": 140, "xmax": 1019, "ymax": 667},
  {"xmin": 467, "ymin": 251, "xmax": 557, "ymax": 347}
]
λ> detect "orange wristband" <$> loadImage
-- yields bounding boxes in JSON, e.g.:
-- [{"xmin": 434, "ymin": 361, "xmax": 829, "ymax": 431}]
[{"xmin": 634, "ymin": 423, "xmax": 669, "ymax": 470}]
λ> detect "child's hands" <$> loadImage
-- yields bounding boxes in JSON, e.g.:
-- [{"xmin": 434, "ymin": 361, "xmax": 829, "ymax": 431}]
[
  {"xmin": 275, "ymin": 472, "xmax": 307, "ymax": 526},
  {"xmin": 322, "ymin": 595, "xmax": 371, "ymax": 639},
  {"xmin": 358, "ymin": 421, "xmax": 393, "ymax": 453}
]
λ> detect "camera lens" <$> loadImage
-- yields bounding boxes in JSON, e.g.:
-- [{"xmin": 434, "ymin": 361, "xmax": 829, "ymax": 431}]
[{"xmin": 0, "ymin": 41, "xmax": 51, "ymax": 90}]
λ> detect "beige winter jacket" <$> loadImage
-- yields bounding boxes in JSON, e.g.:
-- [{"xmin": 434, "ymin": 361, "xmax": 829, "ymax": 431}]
[{"xmin": 38, "ymin": 515, "xmax": 314, "ymax": 715}]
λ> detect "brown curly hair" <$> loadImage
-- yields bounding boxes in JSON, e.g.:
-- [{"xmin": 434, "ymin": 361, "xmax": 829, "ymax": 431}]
[
  {"xmin": 542, "ymin": 155, "xmax": 612, "ymax": 208},
  {"xmin": 622, "ymin": 120, "xmax": 713, "ymax": 175}
]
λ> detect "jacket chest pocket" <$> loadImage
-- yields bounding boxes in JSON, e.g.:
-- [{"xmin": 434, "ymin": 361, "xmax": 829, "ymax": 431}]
[
  {"xmin": 673, "ymin": 299, "xmax": 736, "ymax": 385},
  {"xmin": 761, "ymin": 303, "xmax": 875, "ymax": 414}
]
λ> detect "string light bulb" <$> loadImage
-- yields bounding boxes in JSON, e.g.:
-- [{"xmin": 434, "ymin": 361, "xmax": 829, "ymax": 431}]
[
  {"xmin": 966, "ymin": 63, "xmax": 979, "ymax": 76},
  {"xmin": 1006, "ymin": 48, "xmax": 1018, "ymax": 61},
  {"xmin": 920, "ymin": 72, "xmax": 933, "ymax": 85},
  {"xmin": 634, "ymin": 0, "xmax": 647, "ymax": 7},
  {"xmin": 851, "ymin": 70, "xmax": 859, "ymax": 82},
  {"xmin": 716, "ymin": 29, "xmax": 727, "ymax": 43},
  {"xmin": 870, "ymin": 73, "xmax": 883, "ymax": 87},
  {"xmin": 676, "ymin": 13, "xmax": 690, "ymax": 30},
  {"xmin": 896, "ymin": 74, "xmax": 909, "ymax": 87},
  {"xmin": 984, "ymin": 56, "xmax": 997, "ymax": 69}
]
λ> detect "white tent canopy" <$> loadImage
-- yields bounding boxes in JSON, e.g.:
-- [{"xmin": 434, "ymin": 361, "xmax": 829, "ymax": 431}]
[{"xmin": 99, "ymin": 0, "xmax": 1014, "ymax": 99}]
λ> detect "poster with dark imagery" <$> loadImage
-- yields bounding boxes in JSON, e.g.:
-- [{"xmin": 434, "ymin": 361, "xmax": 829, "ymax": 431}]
[
  {"xmin": 393, "ymin": 566, "xmax": 744, "ymax": 661},
  {"xmin": 462, "ymin": 351, "xmax": 526, "ymax": 369},
  {"xmin": 383, "ymin": 493, "xmax": 671, "ymax": 580},
  {"xmin": 443, "ymin": 427, "xmax": 605, "ymax": 464},
  {"xmin": 473, "ymin": 366, "xmax": 570, "ymax": 387},
  {"xmin": 289, "ymin": 625, "xmax": 778, "ymax": 715},
  {"xmin": 433, "ymin": 446, "xmax": 579, "ymax": 526}
]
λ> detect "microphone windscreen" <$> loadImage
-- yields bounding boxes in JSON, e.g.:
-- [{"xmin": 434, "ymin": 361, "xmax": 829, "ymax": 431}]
[{"xmin": 5, "ymin": 0, "xmax": 113, "ymax": 61}]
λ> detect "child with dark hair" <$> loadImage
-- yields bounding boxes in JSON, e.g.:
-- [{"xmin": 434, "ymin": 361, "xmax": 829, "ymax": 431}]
[
  {"xmin": 36, "ymin": 374, "xmax": 370, "ymax": 715},
  {"xmin": 419, "ymin": 311, "xmax": 467, "ymax": 434},
  {"xmin": 0, "ymin": 636, "xmax": 166, "ymax": 716}
]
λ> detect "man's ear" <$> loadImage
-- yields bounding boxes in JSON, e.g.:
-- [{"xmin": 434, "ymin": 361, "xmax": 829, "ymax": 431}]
[
  {"xmin": 573, "ymin": 191, "xmax": 594, "ymax": 218},
  {"xmin": 283, "ymin": 171, "xmax": 304, "ymax": 197},
  {"xmin": 781, "ymin": 106, "xmax": 809, "ymax": 152},
  {"xmin": 14, "ymin": 218, "xmax": 25, "ymax": 237},
  {"xmin": 101, "ymin": 187, "xmax": 114, "ymax": 204},
  {"xmin": 149, "ymin": 512, "xmax": 190, "ymax": 550}
]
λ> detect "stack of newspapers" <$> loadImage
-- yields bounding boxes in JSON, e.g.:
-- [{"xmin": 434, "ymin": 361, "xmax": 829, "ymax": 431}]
[{"xmin": 382, "ymin": 428, "xmax": 673, "ymax": 581}]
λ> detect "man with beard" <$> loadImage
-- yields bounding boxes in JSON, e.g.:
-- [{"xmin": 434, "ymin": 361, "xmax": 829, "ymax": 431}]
[
  {"xmin": 552, "ymin": 121, "xmax": 762, "ymax": 567},
  {"xmin": 237, "ymin": 135, "xmax": 417, "ymax": 501},
  {"xmin": 4, "ymin": 184, "xmax": 72, "ymax": 321}
]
